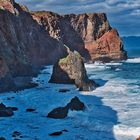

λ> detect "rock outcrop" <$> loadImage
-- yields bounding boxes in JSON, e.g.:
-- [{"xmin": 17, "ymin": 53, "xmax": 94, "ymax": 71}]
[
  {"xmin": 49, "ymin": 49, "xmax": 97, "ymax": 91},
  {"xmin": 47, "ymin": 96, "xmax": 85, "ymax": 119},
  {"xmin": 0, "ymin": 0, "xmax": 66, "ymax": 92},
  {"xmin": 32, "ymin": 11, "xmax": 127, "ymax": 61},
  {"xmin": 0, "ymin": 0, "xmax": 127, "ymax": 92},
  {"xmin": 0, "ymin": 103, "xmax": 14, "ymax": 117}
]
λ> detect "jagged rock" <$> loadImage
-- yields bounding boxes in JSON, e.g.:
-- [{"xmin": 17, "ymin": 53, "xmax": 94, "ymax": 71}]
[
  {"xmin": 47, "ymin": 96, "xmax": 85, "ymax": 119},
  {"xmin": 0, "ymin": 103, "xmax": 14, "ymax": 117},
  {"xmin": 32, "ymin": 12, "xmax": 127, "ymax": 61},
  {"xmin": 47, "ymin": 107, "xmax": 68, "ymax": 119},
  {"xmin": 49, "ymin": 50, "xmax": 97, "ymax": 91},
  {"xmin": 66, "ymin": 96, "xmax": 85, "ymax": 111}
]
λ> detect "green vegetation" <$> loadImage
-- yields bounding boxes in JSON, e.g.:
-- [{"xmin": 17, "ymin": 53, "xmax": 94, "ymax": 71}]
[
  {"xmin": 59, "ymin": 56, "xmax": 69, "ymax": 65},
  {"xmin": 59, "ymin": 44, "xmax": 82, "ymax": 65}
]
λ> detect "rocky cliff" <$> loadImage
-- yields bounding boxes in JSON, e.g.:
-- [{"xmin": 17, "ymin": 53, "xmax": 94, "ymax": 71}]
[
  {"xmin": 0, "ymin": 0, "xmax": 66, "ymax": 92},
  {"xmin": 0, "ymin": 0, "xmax": 127, "ymax": 92},
  {"xmin": 49, "ymin": 49, "xmax": 97, "ymax": 91},
  {"xmin": 32, "ymin": 11, "xmax": 127, "ymax": 61}
]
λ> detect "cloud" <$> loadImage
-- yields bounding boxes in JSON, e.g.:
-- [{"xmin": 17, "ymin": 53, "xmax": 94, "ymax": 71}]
[{"xmin": 15, "ymin": 0, "xmax": 140, "ymax": 36}]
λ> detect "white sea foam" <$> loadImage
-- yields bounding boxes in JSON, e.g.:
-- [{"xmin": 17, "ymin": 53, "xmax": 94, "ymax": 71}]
[
  {"xmin": 125, "ymin": 57, "xmax": 140, "ymax": 63},
  {"xmin": 85, "ymin": 63, "xmax": 111, "ymax": 70},
  {"xmin": 114, "ymin": 125, "xmax": 140, "ymax": 138},
  {"xmin": 85, "ymin": 61, "xmax": 123, "ymax": 72},
  {"xmin": 0, "ymin": 64, "xmax": 140, "ymax": 140}
]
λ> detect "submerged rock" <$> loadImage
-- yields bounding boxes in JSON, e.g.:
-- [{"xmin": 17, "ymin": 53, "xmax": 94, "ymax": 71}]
[
  {"xmin": 0, "ymin": 103, "xmax": 14, "ymax": 117},
  {"xmin": 49, "ymin": 50, "xmax": 97, "ymax": 91},
  {"xmin": 26, "ymin": 108, "xmax": 36, "ymax": 112},
  {"xmin": 47, "ymin": 96, "xmax": 85, "ymax": 119},
  {"xmin": 58, "ymin": 89, "xmax": 70, "ymax": 93},
  {"xmin": 49, "ymin": 131, "xmax": 62, "ymax": 136}
]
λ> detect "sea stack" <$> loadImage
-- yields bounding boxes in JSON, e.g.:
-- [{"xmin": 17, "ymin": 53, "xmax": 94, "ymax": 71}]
[{"xmin": 49, "ymin": 48, "xmax": 97, "ymax": 91}]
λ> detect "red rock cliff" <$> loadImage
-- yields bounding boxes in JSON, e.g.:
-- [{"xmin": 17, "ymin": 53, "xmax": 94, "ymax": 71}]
[{"xmin": 32, "ymin": 11, "xmax": 127, "ymax": 61}]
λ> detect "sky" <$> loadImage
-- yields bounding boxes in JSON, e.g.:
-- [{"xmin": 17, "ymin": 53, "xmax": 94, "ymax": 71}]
[{"xmin": 16, "ymin": 0, "xmax": 140, "ymax": 36}]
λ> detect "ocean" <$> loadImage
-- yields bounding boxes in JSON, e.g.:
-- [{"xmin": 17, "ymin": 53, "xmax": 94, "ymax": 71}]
[
  {"xmin": 0, "ymin": 44, "xmax": 139, "ymax": 140},
  {"xmin": 84, "ymin": 43, "xmax": 140, "ymax": 139}
]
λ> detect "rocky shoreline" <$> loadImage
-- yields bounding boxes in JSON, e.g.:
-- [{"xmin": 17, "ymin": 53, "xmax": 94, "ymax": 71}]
[{"xmin": 0, "ymin": 0, "xmax": 127, "ymax": 92}]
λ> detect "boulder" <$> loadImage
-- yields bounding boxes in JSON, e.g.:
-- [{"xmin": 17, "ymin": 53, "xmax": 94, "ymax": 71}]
[
  {"xmin": 0, "ymin": 103, "xmax": 14, "ymax": 117},
  {"xmin": 66, "ymin": 96, "xmax": 85, "ymax": 111},
  {"xmin": 49, "ymin": 50, "xmax": 97, "ymax": 91},
  {"xmin": 47, "ymin": 107, "xmax": 68, "ymax": 119},
  {"xmin": 47, "ymin": 96, "xmax": 85, "ymax": 119}
]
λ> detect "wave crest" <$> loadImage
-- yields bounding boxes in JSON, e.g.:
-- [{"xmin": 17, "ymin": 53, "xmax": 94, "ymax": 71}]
[{"xmin": 125, "ymin": 57, "xmax": 140, "ymax": 63}]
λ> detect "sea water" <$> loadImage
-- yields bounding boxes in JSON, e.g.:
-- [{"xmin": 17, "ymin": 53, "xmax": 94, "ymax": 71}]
[
  {"xmin": 84, "ymin": 45, "xmax": 140, "ymax": 139},
  {"xmin": 0, "ymin": 45, "xmax": 139, "ymax": 140}
]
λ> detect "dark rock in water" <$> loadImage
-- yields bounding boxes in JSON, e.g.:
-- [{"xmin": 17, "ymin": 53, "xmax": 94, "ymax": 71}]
[
  {"xmin": 49, "ymin": 131, "xmax": 62, "ymax": 136},
  {"xmin": 47, "ymin": 96, "xmax": 85, "ymax": 119},
  {"xmin": 0, "ymin": 103, "xmax": 6, "ymax": 109},
  {"xmin": 49, "ymin": 49, "xmax": 97, "ymax": 91},
  {"xmin": 26, "ymin": 108, "xmax": 36, "ymax": 112},
  {"xmin": 47, "ymin": 107, "xmax": 68, "ymax": 119},
  {"xmin": 12, "ymin": 131, "xmax": 21, "ymax": 138},
  {"xmin": 66, "ymin": 96, "xmax": 85, "ymax": 111},
  {"xmin": 0, "ymin": 137, "xmax": 6, "ymax": 140},
  {"xmin": 7, "ymin": 107, "xmax": 18, "ymax": 111},
  {"xmin": 0, "ymin": 103, "xmax": 14, "ymax": 117},
  {"xmin": 49, "ymin": 129, "xmax": 68, "ymax": 136},
  {"xmin": 62, "ymin": 129, "xmax": 68, "ymax": 132},
  {"xmin": 58, "ymin": 89, "xmax": 70, "ymax": 93}
]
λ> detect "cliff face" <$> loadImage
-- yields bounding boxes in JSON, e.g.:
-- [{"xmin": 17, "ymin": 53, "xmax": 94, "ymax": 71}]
[
  {"xmin": 0, "ymin": 1, "xmax": 66, "ymax": 74},
  {"xmin": 0, "ymin": 0, "xmax": 66, "ymax": 91},
  {"xmin": 32, "ymin": 11, "xmax": 127, "ymax": 61},
  {"xmin": 0, "ymin": 0, "xmax": 127, "ymax": 92}
]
